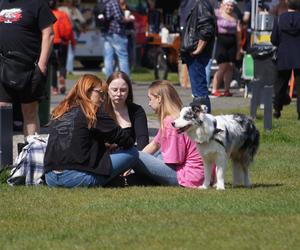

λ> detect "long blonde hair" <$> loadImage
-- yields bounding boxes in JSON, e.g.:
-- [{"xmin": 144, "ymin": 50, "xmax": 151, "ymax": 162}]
[
  {"xmin": 51, "ymin": 74, "xmax": 107, "ymax": 128},
  {"xmin": 148, "ymin": 80, "xmax": 182, "ymax": 128}
]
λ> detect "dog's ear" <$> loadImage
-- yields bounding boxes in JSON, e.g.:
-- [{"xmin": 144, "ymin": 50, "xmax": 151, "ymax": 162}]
[
  {"xmin": 191, "ymin": 105, "xmax": 202, "ymax": 114},
  {"xmin": 200, "ymin": 105, "xmax": 208, "ymax": 114}
]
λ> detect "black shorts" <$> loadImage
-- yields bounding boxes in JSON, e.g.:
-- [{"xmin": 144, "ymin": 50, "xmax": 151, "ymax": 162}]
[
  {"xmin": 215, "ymin": 34, "xmax": 237, "ymax": 64},
  {"xmin": 0, "ymin": 65, "xmax": 47, "ymax": 103}
]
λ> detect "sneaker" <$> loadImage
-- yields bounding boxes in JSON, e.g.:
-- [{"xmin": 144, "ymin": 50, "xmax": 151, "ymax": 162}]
[
  {"xmin": 212, "ymin": 90, "xmax": 222, "ymax": 97},
  {"xmin": 223, "ymin": 91, "xmax": 233, "ymax": 97}
]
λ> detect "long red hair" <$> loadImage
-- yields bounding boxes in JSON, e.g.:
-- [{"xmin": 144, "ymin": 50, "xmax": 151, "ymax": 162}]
[{"xmin": 51, "ymin": 74, "xmax": 107, "ymax": 128}]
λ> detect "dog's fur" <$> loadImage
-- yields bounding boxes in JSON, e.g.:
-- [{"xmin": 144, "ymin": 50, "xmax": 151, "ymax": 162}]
[{"xmin": 172, "ymin": 105, "xmax": 259, "ymax": 190}]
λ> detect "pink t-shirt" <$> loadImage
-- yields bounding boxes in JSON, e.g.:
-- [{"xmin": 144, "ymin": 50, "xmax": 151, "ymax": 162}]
[{"xmin": 153, "ymin": 116, "xmax": 204, "ymax": 188}]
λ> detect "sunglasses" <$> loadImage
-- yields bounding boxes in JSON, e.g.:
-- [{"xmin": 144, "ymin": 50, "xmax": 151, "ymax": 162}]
[{"xmin": 92, "ymin": 89, "xmax": 106, "ymax": 98}]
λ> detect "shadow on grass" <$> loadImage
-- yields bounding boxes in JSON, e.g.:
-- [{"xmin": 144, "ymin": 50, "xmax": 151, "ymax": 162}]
[{"xmin": 226, "ymin": 183, "xmax": 284, "ymax": 189}]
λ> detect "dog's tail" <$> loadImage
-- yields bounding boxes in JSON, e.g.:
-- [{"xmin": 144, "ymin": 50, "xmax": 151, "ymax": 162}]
[
  {"xmin": 235, "ymin": 114, "xmax": 260, "ymax": 164},
  {"xmin": 241, "ymin": 118, "xmax": 260, "ymax": 162}
]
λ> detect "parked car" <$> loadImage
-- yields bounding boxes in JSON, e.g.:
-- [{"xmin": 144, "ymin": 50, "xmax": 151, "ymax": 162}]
[{"xmin": 75, "ymin": 29, "xmax": 104, "ymax": 68}]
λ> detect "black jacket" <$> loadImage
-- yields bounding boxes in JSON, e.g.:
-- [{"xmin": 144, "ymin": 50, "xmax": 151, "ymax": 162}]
[
  {"xmin": 127, "ymin": 103, "xmax": 149, "ymax": 150},
  {"xmin": 180, "ymin": 0, "xmax": 216, "ymax": 59},
  {"xmin": 44, "ymin": 106, "xmax": 134, "ymax": 176},
  {"xmin": 271, "ymin": 11, "xmax": 300, "ymax": 70}
]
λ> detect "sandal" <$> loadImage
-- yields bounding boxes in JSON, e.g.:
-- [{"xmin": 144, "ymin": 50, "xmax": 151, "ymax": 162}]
[
  {"xmin": 212, "ymin": 90, "xmax": 222, "ymax": 97},
  {"xmin": 223, "ymin": 91, "xmax": 233, "ymax": 97}
]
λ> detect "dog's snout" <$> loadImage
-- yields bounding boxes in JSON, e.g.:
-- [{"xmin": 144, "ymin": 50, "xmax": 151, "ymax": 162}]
[{"xmin": 171, "ymin": 122, "xmax": 175, "ymax": 127}]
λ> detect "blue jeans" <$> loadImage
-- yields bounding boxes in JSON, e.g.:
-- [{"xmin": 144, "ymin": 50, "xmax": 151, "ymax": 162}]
[
  {"xmin": 66, "ymin": 43, "xmax": 74, "ymax": 73},
  {"xmin": 186, "ymin": 54, "xmax": 211, "ymax": 112},
  {"xmin": 205, "ymin": 58, "xmax": 212, "ymax": 88},
  {"xmin": 135, "ymin": 151, "xmax": 179, "ymax": 186},
  {"xmin": 45, "ymin": 147, "xmax": 138, "ymax": 188},
  {"xmin": 103, "ymin": 34, "xmax": 130, "ymax": 77}
]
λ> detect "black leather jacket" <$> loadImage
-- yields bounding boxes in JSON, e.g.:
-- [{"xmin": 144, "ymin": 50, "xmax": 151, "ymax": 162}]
[{"xmin": 180, "ymin": 0, "xmax": 216, "ymax": 60}]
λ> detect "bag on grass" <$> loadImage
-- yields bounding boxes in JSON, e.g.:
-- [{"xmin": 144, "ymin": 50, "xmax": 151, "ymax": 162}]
[{"xmin": 0, "ymin": 51, "xmax": 35, "ymax": 91}]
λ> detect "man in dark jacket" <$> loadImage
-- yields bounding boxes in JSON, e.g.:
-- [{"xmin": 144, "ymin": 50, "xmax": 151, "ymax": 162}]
[
  {"xmin": 271, "ymin": 0, "xmax": 300, "ymax": 119},
  {"xmin": 180, "ymin": 0, "xmax": 216, "ymax": 112}
]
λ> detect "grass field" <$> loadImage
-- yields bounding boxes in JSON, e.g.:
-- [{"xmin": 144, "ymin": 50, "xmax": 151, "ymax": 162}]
[{"xmin": 0, "ymin": 104, "xmax": 300, "ymax": 250}]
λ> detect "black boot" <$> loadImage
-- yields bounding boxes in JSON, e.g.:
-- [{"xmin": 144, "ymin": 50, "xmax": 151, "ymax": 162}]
[
  {"xmin": 298, "ymin": 113, "xmax": 300, "ymax": 120},
  {"xmin": 273, "ymin": 110, "xmax": 281, "ymax": 119}
]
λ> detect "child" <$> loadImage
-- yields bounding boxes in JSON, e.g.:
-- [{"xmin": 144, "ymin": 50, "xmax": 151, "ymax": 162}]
[{"xmin": 136, "ymin": 80, "xmax": 205, "ymax": 188}]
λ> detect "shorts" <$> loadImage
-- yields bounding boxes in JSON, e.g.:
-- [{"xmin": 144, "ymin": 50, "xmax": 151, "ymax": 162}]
[
  {"xmin": 215, "ymin": 34, "xmax": 237, "ymax": 64},
  {"xmin": 0, "ymin": 65, "xmax": 47, "ymax": 103}
]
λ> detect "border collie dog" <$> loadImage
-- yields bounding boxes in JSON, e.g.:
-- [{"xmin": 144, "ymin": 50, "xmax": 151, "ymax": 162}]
[{"xmin": 172, "ymin": 105, "xmax": 260, "ymax": 190}]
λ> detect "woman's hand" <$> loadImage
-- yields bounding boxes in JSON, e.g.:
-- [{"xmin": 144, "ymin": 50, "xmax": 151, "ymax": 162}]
[{"xmin": 105, "ymin": 143, "xmax": 119, "ymax": 152}]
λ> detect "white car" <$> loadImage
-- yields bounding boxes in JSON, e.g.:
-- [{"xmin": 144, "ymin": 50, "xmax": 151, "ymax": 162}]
[{"xmin": 75, "ymin": 29, "xmax": 104, "ymax": 68}]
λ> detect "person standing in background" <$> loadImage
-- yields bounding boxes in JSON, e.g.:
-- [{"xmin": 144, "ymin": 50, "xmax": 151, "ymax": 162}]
[
  {"xmin": 179, "ymin": 0, "xmax": 216, "ymax": 113},
  {"xmin": 0, "ymin": 0, "xmax": 55, "ymax": 138},
  {"xmin": 49, "ymin": 0, "xmax": 75, "ymax": 95},
  {"xmin": 119, "ymin": 0, "xmax": 136, "ymax": 70},
  {"xmin": 102, "ymin": 0, "xmax": 132, "ymax": 77},
  {"xmin": 59, "ymin": 0, "xmax": 86, "ymax": 75},
  {"xmin": 211, "ymin": 0, "xmax": 242, "ymax": 97},
  {"xmin": 271, "ymin": 0, "xmax": 300, "ymax": 120}
]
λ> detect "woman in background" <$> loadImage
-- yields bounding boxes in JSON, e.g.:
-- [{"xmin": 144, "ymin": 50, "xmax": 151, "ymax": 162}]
[{"xmin": 212, "ymin": 0, "xmax": 242, "ymax": 97}]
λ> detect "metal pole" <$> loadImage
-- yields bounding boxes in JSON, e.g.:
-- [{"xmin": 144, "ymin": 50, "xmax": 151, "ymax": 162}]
[
  {"xmin": 0, "ymin": 104, "xmax": 13, "ymax": 169},
  {"xmin": 263, "ymin": 85, "xmax": 273, "ymax": 131}
]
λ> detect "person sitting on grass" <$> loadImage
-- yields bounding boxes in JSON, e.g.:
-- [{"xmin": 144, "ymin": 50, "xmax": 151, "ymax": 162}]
[
  {"xmin": 135, "ymin": 80, "xmax": 206, "ymax": 187},
  {"xmin": 105, "ymin": 71, "xmax": 149, "ymax": 150},
  {"xmin": 44, "ymin": 74, "xmax": 139, "ymax": 188}
]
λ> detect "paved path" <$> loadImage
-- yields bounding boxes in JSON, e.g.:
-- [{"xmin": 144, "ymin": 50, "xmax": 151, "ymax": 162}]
[{"xmin": 12, "ymin": 79, "xmax": 250, "ymax": 160}]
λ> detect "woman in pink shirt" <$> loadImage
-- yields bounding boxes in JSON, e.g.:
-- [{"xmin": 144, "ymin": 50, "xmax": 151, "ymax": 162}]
[{"xmin": 137, "ymin": 80, "xmax": 205, "ymax": 188}]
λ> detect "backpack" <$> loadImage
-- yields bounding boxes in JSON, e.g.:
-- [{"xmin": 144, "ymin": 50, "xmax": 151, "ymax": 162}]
[
  {"xmin": 53, "ymin": 9, "xmax": 73, "ymax": 44},
  {"xmin": 94, "ymin": 0, "xmax": 109, "ymax": 32},
  {"xmin": 58, "ymin": 11, "xmax": 73, "ymax": 43}
]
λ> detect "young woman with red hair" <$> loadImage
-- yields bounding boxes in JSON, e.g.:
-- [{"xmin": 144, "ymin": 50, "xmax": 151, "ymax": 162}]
[{"xmin": 44, "ymin": 74, "xmax": 139, "ymax": 188}]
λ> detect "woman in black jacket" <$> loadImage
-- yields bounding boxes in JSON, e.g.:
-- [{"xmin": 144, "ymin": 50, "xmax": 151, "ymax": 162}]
[
  {"xmin": 44, "ymin": 74, "xmax": 139, "ymax": 188},
  {"xmin": 105, "ymin": 71, "xmax": 149, "ymax": 150},
  {"xmin": 271, "ymin": 0, "xmax": 300, "ymax": 119}
]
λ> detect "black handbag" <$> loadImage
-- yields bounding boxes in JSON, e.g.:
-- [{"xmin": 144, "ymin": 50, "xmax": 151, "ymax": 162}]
[{"xmin": 0, "ymin": 51, "xmax": 36, "ymax": 91}]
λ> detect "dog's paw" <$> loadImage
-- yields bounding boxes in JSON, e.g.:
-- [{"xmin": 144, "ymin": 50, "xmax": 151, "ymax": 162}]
[
  {"xmin": 198, "ymin": 185, "xmax": 209, "ymax": 190},
  {"xmin": 216, "ymin": 185, "xmax": 225, "ymax": 190}
]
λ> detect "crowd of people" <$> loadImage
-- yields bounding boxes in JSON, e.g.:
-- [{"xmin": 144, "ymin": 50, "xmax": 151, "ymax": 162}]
[{"xmin": 1, "ymin": 0, "xmax": 300, "ymax": 187}]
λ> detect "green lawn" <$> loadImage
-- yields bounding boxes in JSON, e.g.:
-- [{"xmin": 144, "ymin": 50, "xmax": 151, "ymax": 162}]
[{"xmin": 0, "ymin": 104, "xmax": 300, "ymax": 249}]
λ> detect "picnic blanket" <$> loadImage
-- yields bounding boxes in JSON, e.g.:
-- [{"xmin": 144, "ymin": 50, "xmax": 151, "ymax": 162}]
[{"xmin": 7, "ymin": 134, "xmax": 48, "ymax": 186}]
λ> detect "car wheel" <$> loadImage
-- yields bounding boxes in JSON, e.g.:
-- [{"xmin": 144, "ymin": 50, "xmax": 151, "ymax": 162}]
[{"xmin": 80, "ymin": 60, "xmax": 101, "ymax": 69}]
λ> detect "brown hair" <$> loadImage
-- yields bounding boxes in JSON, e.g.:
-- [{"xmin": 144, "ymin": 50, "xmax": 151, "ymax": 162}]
[
  {"xmin": 51, "ymin": 74, "xmax": 107, "ymax": 128},
  {"xmin": 105, "ymin": 71, "xmax": 133, "ymax": 122},
  {"xmin": 148, "ymin": 80, "xmax": 182, "ymax": 128}
]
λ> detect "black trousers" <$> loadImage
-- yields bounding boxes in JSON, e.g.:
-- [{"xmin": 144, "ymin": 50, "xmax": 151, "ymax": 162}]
[
  {"xmin": 52, "ymin": 43, "xmax": 68, "ymax": 88},
  {"xmin": 273, "ymin": 69, "xmax": 300, "ymax": 114}
]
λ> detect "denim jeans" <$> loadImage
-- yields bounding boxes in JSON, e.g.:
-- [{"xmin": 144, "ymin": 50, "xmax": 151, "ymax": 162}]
[
  {"xmin": 66, "ymin": 43, "xmax": 74, "ymax": 73},
  {"xmin": 186, "ymin": 54, "xmax": 211, "ymax": 112},
  {"xmin": 135, "ymin": 151, "xmax": 179, "ymax": 186},
  {"xmin": 103, "ymin": 34, "xmax": 130, "ymax": 77},
  {"xmin": 45, "ymin": 147, "xmax": 139, "ymax": 188},
  {"xmin": 205, "ymin": 58, "xmax": 212, "ymax": 88}
]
